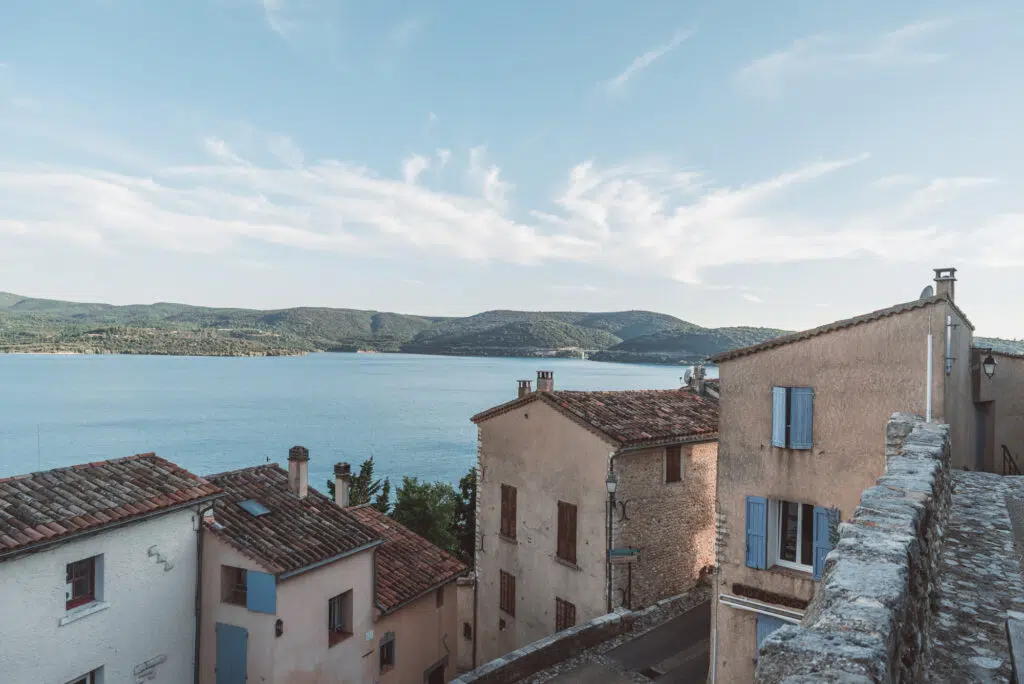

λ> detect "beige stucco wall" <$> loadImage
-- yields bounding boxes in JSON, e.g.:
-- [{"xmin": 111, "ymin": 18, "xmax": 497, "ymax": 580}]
[
  {"xmin": 456, "ymin": 575, "xmax": 475, "ymax": 673},
  {"xmin": 977, "ymin": 352, "xmax": 1024, "ymax": 472},
  {"xmin": 199, "ymin": 532, "xmax": 377, "ymax": 684},
  {"xmin": 612, "ymin": 441, "xmax": 717, "ymax": 609},
  {"xmin": 711, "ymin": 302, "xmax": 961, "ymax": 683},
  {"xmin": 375, "ymin": 582, "xmax": 458, "ymax": 684},
  {"xmin": 942, "ymin": 303, "xmax": 977, "ymax": 469},
  {"xmin": 474, "ymin": 399, "xmax": 611, "ymax": 665}
]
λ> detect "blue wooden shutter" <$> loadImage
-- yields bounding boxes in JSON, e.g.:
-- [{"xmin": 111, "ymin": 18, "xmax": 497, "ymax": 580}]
[
  {"xmin": 771, "ymin": 387, "xmax": 787, "ymax": 447},
  {"xmin": 745, "ymin": 496, "xmax": 768, "ymax": 570},
  {"xmin": 812, "ymin": 506, "xmax": 834, "ymax": 580},
  {"xmin": 246, "ymin": 570, "xmax": 277, "ymax": 614},
  {"xmin": 215, "ymin": 622, "xmax": 248, "ymax": 684},
  {"xmin": 789, "ymin": 388, "xmax": 814, "ymax": 450},
  {"xmin": 756, "ymin": 615, "xmax": 787, "ymax": 661}
]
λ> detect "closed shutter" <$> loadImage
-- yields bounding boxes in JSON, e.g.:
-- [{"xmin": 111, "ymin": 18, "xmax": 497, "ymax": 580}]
[
  {"xmin": 500, "ymin": 484, "xmax": 517, "ymax": 539},
  {"xmin": 666, "ymin": 445, "xmax": 682, "ymax": 483},
  {"xmin": 771, "ymin": 387, "xmax": 787, "ymax": 447},
  {"xmin": 499, "ymin": 570, "xmax": 516, "ymax": 616},
  {"xmin": 812, "ymin": 506, "xmax": 835, "ymax": 580},
  {"xmin": 246, "ymin": 570, "xmax": 277, "ymax": 614},
  {"xmin": 789, "ymin": 388, "xmax": 814, "ymax": 450},
  {"xmin": 756, "ymin": 614, "xmax": 787, "ymax": 661},
  {"xmin": 557, "ymin": 502, "xmax": 577, "ymax": 564},
  {"xmin": 745, "ymin": 496, "xmax": 768, "ymax": 570}
]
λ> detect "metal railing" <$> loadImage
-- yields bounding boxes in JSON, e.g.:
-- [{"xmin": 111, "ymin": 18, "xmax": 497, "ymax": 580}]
[{"xmin": 1004, "ymin": 445, "xmax": 1021, "ymax": 476}]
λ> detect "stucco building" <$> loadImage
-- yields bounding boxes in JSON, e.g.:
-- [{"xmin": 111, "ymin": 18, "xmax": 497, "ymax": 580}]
[
  {"xmin": 470, "ymin": 370, "xmax": 718, "ymax": 666},
  {"xmin": 0, "ymin": 453, "xmax": 221, "ymax": 684},
  {"xmin": 706, "ymin": 268, "xmax": 984, "ymax": 683},
  {"xmin": 199, "ymin": 446, "xmax": 466, "ymax": 684}
]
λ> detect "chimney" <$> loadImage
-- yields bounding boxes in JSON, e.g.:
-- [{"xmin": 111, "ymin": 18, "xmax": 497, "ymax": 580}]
[
  {"xmin": 537, "ymin": 370, "xmax": 554, "ymax": 393},
  {"xmin": 693, "ymin": 363, "xmax": 706, "ymax": 395},
  {"xmin": 287, "ymin": 446, "xmax": 310, "ymax": 499},
  {"xmin": 334, "ymin": 462, "xmax": 351, "ymax": 507},
  {"xmin": 934, "ymin": 267, "xmax": 957, "ymax": 301},
  {"xmin": 517, "ymin": 380, "xmax": 532, "ymax": 399}
]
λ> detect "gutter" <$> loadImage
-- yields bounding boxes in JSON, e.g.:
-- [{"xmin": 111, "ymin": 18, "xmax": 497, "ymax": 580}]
[
  {"xmin": 277, "ymin": 539, "xmax": 384, "ymax": 581},
  {"xmin": 194, "ymin": 501, "xmax": 216, "ymax": 684},
  {"xmin": 0, "ymin": 493, "xmax": 223, "ymax": 564},
  {"xmin": 717, "ymin": 593, "xmax": 805, "ymax": 624}
]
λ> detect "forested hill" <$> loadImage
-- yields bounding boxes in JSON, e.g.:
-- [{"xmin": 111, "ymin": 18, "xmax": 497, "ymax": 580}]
[{"xmin": 0, "ymin": 291, "xmax": 788, "ymax": 362}]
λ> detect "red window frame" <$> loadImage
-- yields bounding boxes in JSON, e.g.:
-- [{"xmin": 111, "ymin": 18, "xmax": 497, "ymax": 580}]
[{"xmin": 66, "ymin": 557, "xmax": 95, "ymax": 610}]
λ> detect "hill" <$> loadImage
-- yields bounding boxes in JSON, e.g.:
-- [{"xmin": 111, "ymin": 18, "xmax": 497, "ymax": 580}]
[{"xmin": 0, "ymin": 292, "xmax": 785, "ymax": 362}]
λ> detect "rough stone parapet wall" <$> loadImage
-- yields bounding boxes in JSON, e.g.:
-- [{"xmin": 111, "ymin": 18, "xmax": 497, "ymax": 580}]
[{"xmin": 755, "ymin": 413, "xmax": 952, "ymax": 683}]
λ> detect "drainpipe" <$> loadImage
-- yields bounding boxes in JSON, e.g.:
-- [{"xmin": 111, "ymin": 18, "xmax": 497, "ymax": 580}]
[
  {"xmin": 926, "ymin": 332, "xmax": 934, "ymax": 422},
  {"xmin": 194, "ymin": 502, "xmax": 215, "ymax": 684},
  {"xmin": 606, "ymin": 451, "xmax": 619, "ymax": 614}
]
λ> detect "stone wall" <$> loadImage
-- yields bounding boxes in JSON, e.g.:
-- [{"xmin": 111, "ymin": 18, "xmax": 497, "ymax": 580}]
[{"xmin": 755, "ymin": 413, "xmax": 953, "ymax": 682}]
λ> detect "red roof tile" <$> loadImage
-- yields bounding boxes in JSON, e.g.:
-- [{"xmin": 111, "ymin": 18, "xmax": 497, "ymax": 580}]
[
  {"xmin": 472, "ymin": 388, "xmax": 718, "ymax": 448},
  {"xmin": 348, "ymin": 506, "xmax": 468, "ymax": 614},
  {"xmin": 0, "ymin": 453, "xmax": 221, "ymax": 559},
  {"xmin": 206, "ymin": 465, "xmax": 381, "ymax": 576}
]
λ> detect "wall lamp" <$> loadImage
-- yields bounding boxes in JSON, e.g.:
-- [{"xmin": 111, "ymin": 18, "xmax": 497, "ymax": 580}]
[{"xmin": 983, "ymin": 353, "xmax": 997, "ymax": 379}]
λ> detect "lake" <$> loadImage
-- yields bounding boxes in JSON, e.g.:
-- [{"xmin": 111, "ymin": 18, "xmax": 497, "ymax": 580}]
[{"xmin": 0, "ymin": 353, "xmax": 717, "ymax": 490}]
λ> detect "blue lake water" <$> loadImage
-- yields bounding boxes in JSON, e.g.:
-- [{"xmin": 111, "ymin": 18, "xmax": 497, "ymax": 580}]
[{"xmin": 0, "ymin": 353, "xmax": 717, "ymax": 490}]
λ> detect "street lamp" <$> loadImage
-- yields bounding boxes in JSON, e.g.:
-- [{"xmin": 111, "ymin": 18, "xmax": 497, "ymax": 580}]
[
  {"xmin": 605, "ymin": 469, "xmax": 618, "ymax": 494},
  {"xmin": 606, "ymin": 466, "xmax": 618, "ymax": 613},
  {"xmin": 983, "ymin": 354, "xmax": 997, "ymax": 379}
]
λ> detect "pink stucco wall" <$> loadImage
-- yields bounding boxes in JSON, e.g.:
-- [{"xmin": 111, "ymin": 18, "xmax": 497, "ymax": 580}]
[{"xmin": 375, "ymin": 582, "xmax": 459, "ymax": 684}]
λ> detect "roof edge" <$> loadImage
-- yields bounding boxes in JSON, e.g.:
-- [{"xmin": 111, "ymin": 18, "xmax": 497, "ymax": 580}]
[{"xmin": 377, "ymin": 567, "xmax": 471, "ymax": 616}]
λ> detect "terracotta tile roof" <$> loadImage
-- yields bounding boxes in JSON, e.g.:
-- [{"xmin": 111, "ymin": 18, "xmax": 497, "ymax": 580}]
[
  {"xmin": 348, "ymin": 506, "xmax": 468, "ymax": 614},
  {"xmin": 472, "ymin": 387, "xmax": 718, "ymax": 448},
  {"xmin": 710, "ymin": 295, "xmax": 975, "ymax": 364},
  {"xmin": 205, "ymin": 465, "xmax": 381, "ymax": 576},
  {"xmin": 0, "ymin": 453, "xmax": 221, "ymax": 559}
]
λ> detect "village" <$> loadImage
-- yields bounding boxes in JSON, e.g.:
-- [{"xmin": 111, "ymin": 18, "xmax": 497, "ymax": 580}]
[{"xmin": 2, "ymin": 267, "xmax": 1023, "ymax": 683}]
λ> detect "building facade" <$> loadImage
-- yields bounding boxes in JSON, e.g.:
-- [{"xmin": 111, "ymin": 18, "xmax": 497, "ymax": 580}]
[
  {"xmin": 471, "ymin": 371, "xmax": 718, "ymax": 666},
  {"xmin": 708, "ymin": 269, "xmax": 978, "ymax": 683},
  {"xmin": 0, "ymin": 454, "xmax": 221, "ymax": 684}
]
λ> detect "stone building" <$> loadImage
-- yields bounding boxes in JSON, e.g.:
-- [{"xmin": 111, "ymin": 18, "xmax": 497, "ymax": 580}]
[
  {"xmin": 469, "ymin": 370, "xmax": 718, "ymax": 667},
  {"xmin": 706, "ymin": 268, "xmax": 985, "ymax": 683}
]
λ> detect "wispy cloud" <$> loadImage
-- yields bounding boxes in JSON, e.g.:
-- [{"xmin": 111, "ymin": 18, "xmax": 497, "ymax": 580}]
[
  {"xmin": 436, "ymin": 148, "xmax": 451, "ymax": 170},
  {"xmin": 427, "ymin": 111, "xmax": 438, "ymax": 126},
  {"xmin": 387, "ymin": 15, "xmax": 425, "ymax": 48},
  {"xmin": 203, "ymin": 137, "xmax": 249, "ymax": 165},
  {"xmin": 737, "ymin": 18, "xmax": 951, "ymax": 92},
  {"xmin": 402, "ymin": 154, "xmax": 430, "ymax": 184},
  {"xmin": 468, "ymin": 146, "xmax": 512, "ymax": 211},
  {"xmin": 741, "ymin": 293, "xmax": 764, "ymax": 304},
  {"xmin": 603, "ymin": 29, "xmax": 693, "ymax": 93},
  {"xmin": 261, "ymin": 0, "xmax": 294, "ymax": 38},
  {"xmin": 266, "ymin": 134, "xmax": 304, "ymax": 167}
]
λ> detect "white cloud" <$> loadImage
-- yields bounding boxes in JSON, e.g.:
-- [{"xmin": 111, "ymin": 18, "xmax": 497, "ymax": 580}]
[
  {"xmin": 742, "ymin": 293, "xmax": 764, "ymax": 304},
  {"xmin": 604, "ymin": 29, "xmax": 693, "ymax": 92},
  {"xmin": 266, "ymin": 134, "xmax": 304, "ymax": 167},
  {"xmin": 402, "ymin": 154, "xmax": 431, "ymax": 184},
  {"xmin": 468, "ymin": 146, "xmax": 512, "ymax": 211},
  {"xmin": 203, "ymin": 137, "xmax": 248, "ymax": 165},
  {"xmin": 261, "ymin": 0, "xmax": 293, "ymax": 38},
  {"xmin": 738, "ymin": 19, "xmax": 951, "ymax": 92},
  {"xmin": 436, "ymin": 148, "xmax": 451, "ymax": 170},
  {"xmin": 427, "ymin": 112, "xmax": 438, "ymax": 125}
]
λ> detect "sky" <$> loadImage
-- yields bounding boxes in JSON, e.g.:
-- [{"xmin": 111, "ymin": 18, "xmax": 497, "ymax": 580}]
[{"xmin": 1, "ymin": 1, "xmax": 1023, "ymax": 336}]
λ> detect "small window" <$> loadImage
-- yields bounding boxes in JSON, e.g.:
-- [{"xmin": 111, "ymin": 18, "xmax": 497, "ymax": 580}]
[
  {"xmin": 463, "ymin": 622, "xmax": 473, "ymax": 640},
  {"xmin": 436, "ymin": 587, "xmax": 444, "ymax": 608},
  {"xmin": 238, "ymin": 499, "xmax": 271, "ymax": 516},
  {"xmin": 221, "ymin": 566, "xmax": 247, "ymax": 606},
  {"xmin": 65, "ymin": 670, "xmax": 100, "ymax": 684},
  {"xmin": 500, "ymin": 484, "xmax": 517, "ymax": 540},
  {"xmin": 379, "ymin": 631, "xmax": 396, "ymax": 673},
  {"xmin": 666, "ymin": 445, "xmax": 682, "ymax": 483},
  {"xmin": 66, "ymin": 557, "xmax": 96, "ymax": 610},
  {"xmin": 771, "ymin": 387, "xmax": 814, "ymax": 450},
  {"xmin": 555, "ymin": 597, "xmax": 576, "ymax": 632},
  {"xmin": 499, "ymin": 570, "xmax": 516, "ymax": 616},
  {"xmin": 556, "ymin": 501, "xmax": 577, "ymax": 565},
  {"xmin": 328, "ymin": 590, "xmax": 354, "ymax": 646}
]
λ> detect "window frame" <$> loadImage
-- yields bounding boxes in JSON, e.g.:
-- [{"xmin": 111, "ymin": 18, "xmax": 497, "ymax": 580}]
[
  {"xmin": 554, "ymin": 597, "xmax": 576, "ymax": 632},
  {"xmin": 665, "ymin": 444, "xmax": 682, "ymax": 483},
  {"xmin": 379, "ymin": 631, "xmax": 396, "ymax": 673},
  {"xmin": 556, "ymin": 501, "xmax": 577, "ymax": 565},
  {"xmin": 328, "ymin": 589, "xmax": 354, "ymax": 646},
  {"xmin": 770, "ymin": 499, "xmax": 814, "ymax": 573},
  {"xmin": 220, "ymin": 565, "xmax": 248, "ymax": 606},
  {"xmin": 500, "ymin": 483, "xmax": 517, "ymax": 541},
  {"xmin": 66, "ymin": 557, "xmax": 96, "ymax": 610},
  {"xmin": 65, "ymin": 672, "xmax": 98, "ymax": 684},
  {"xmin": 499, "ymin": 570, "xmax": 516, "ymax": 616}
]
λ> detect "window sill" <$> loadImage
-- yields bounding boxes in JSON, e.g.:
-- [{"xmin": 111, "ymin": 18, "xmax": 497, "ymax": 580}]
[
  {"xmin": 554, "ymin": 557, "xmax": 580, "ymax": 571},
  {"xmin": 380, "ymin": 665, "xmax": 395, "ymax": 674},
  {"xmin": 498, "ymin": 533, "xmax": 518, "ymax": 544},
  {"xmin": 59, "ymin": 601, "xmax": 109, "ymax": 626},
  {"xmin": 329, "ymin": 630, "xmax": 352, "ymax": 647},
  {"xmin": 767, "ymin": 564, "xmax": 813, "ymax": 581}
]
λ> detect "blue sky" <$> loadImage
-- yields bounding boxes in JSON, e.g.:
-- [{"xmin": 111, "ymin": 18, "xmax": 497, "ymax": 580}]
[{"xmin": 2, "ymin": 1, "xmax": 1023, "ymax": 336}]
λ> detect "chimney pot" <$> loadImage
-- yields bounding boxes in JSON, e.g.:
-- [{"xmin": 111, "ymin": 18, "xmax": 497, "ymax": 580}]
[
  {"xmin": 537, "ymin": 370, "xmax": 554, "ymax": 392},
  {"xmin": 934, "ymin": 267, "xmax": 957, "ymax": 301},
  {"xmin": 334, "ymin": 462, "xmax": 352, "ymax": 507},
  {"xmin": 517, "ymin": 380, "xmax": 532, "ymax": 399},
  {"xmin": 287, "ymin": 445, "xmax": 310, "ymax": 499}
]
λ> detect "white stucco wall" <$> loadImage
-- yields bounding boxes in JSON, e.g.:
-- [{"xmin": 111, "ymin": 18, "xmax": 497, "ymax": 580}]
[{"xmin": 0, "ymin": 507, "xmax": 200, "ymax": 684}]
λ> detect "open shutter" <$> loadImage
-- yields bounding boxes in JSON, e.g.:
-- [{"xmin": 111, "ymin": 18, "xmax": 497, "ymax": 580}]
[
  {"xmin": 745, "ymin": 496, "xmax": 768, "ymax": 570},
  {"xmin": 756, "ymin": 615, "xmax": 787, "ymax": 661},
  {"xmin": 812, "ymin": 506, "xmax": 834, "ymax": 580},
  {"xmin": 789, "ymin": 388, "xmax": 814, "ymax": 450},
  {"xmin": 566, "ymin": 504, "xmax": 577, "ymax": 564},
  {"xmin": 771, "ymin": 387, "xmax": 787, "ymax": 447},
  {"xmin": 500, "ymin": 485, "xmax": 509, "ymax": 537},
  {"xmin": 246, "ymin": 570, "xmax": 277, "ymax": 614}
]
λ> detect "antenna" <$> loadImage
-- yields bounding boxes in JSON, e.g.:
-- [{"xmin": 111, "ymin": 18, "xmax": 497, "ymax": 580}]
[
  {"xmin": 682, "ymin": 367, "xmax": 693, "ymax": 387},
  {"xmin": 920, "ymin": 285, "xmax": 934, "ymax": 300}
]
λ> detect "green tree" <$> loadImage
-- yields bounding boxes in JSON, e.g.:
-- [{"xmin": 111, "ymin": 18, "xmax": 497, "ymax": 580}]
[
  {"xmin": 391, "ymin": 477, "xmax": 459, "ymax": 553},
  {"xmin": 373, "ymin": 477, "xmax": 392, "ymax": 514},
  {"xmin": 325, "ymin": 456, "xmax": 384, "ymax": 505},
  {"xmin": 453, "ymin": 467, "xmax": 477, "ymax": 566}
]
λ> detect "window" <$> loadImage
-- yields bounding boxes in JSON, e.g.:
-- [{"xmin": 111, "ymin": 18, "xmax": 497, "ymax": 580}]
[
  {"xmin": 328, "ymin": 590, "xmax": 354, "ymax": 646},
  {"xmin": 745, "ymin": 497, "xmax": 837, "ymax": 580},
  {"xmin": 221, "ymin": 566, "xmax": 247, "ymax": 606},
  {"xmin": 379, "ymin": 631, "xmax": 396, "ymax": 673},
  {"xmin": 436, "ymin": 587, "xmax": 444, "ymax": 608},
  {"xmin": 556, "ymin": 501, "xmax": 577, "ymax": 565},
  {"xmin": 500, "ymin": 484, "xmax": 517, "ymax": 540},
  {"xmin": 555, "ymin": 597, "xmax": 576, "ymax": 632},
  {"xmin": 463, "ymin": 622, "xmax": 473, "ymax": 640},
  {"xmin": 66, "ymin": 670, "xmax": 100, "ymax": 684},
  {"xmin": 66, "ymin": 557, "xmax": 96, "ymax": 610},
  {"xmin": 771, "ymin": 387, "xmax": 814, "ymax": 449},
  {"xmin": 666, "ymin": 445, "xmax": 682, "ymax": 483},
  {"xmin": 499, "ymin": 570, "xmax": 515, "ymax": 616}
]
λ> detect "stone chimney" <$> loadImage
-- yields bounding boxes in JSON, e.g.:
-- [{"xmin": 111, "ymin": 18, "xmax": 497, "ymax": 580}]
[
  {"xmin": 517, "ymin": 380, "xmax": 532, "ymax": 399},
  {"xmin": 334, "ymin": 462, "xmax": 351, "ymax": 507},
  {"xmin": 287, "ymin": 446, "xmax": 309, "ymax": 499},
  {"xmin": 934, "ymin": 267, "xmax": 957, "ymax": 301},
  {"xmin": 693, "ymin": 363, "xmax": 706, "ymax": 395},
  {"xmin": 537, "ymin": 370, "xmax": 554, "ymax": 393}
]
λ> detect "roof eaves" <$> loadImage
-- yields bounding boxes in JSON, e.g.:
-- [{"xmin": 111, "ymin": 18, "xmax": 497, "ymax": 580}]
[
  {"xmin": 377, "ymin": 567, "xmax": 470, "ymax": 616},
  {"xmin": 617, "ymin": 432, "xmax": 719, "ymax": 452},
  {"xmin": 278, "ymin": 538, "xmax": 385, "ymax": 581},
  {"xmin": 470, "ymin": 393, "xmax": 541, "ymax": 424}
]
